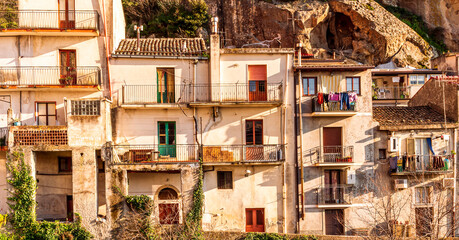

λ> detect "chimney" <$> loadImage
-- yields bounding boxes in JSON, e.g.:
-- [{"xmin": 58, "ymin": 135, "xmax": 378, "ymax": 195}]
[
  {"xmin": 134, "ymin": 25, "xmax": 143, "ymax": 52},
  {"xmin": 209, "ymin": 16, "xmax": 220, "ymax": 95}
]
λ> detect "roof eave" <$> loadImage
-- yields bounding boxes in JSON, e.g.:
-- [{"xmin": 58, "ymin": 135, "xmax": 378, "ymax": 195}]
[
  {"xmin": 111, "ymin": 54, "xmax": 208, "ymax": 60},
  {"xmin": 379, "ymin": 123, "xmax": 459, "ymax": 131}
]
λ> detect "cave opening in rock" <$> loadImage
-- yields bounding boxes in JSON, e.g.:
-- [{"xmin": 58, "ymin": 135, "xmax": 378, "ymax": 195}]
[{"xmin": 326, "ymin": 12, "xmax": 355, "ymax": 50}]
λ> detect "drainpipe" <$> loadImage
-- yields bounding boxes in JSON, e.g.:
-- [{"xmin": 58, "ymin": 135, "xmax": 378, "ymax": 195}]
[
  {"xmin": 100, "ymin": 0, "xmax": 112, "ymax": 100},
  {"xmin": 281, "ymin": 53, "xmax": 290, "ymax": 233},
  {"xmin": 454, "ymin": 128, "xmax": 457, "ymax": 236},
  {"xmin": 297, "ymin": 44, "xmax": 305, "ymax": 222}
]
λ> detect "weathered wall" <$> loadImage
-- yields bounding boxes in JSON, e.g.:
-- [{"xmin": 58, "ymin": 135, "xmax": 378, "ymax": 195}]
[
  {"xmin": 409, "ymin": 79, "xmax": 459, "ymax": 122},
  {"xmin": 0, "ymin": 152, "xmax": 8, "ymax": 214},
  {"xmin": 203, "ymin": 165, "xmax": 283, "ymax": 233}
]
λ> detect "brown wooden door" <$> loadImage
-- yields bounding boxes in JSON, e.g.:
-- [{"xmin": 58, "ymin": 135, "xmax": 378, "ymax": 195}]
[
  {"xmin": 323, "ymin": 127, "xmax": 342, "ymax": 162},
  {"xmin": 248, "ymin": 65, "xmax": 267, "ymax": 102},
  {"xmin": 325, "ymin": 209, "xmax": 344, "ymax": 235},
  {"xmin": 59, "ymin": 0, "xmax": 75, "ymax": 29},
  {"xmin": 246, "ymin": 208, "xmax": 264, "ymax": 232},
  {"xmin": 59, "ymin": 50, "xmax": 77, "ymax": 85},
  {"xmin": 416, "ymin": 207, "xmax": 432, "ymax": 237},
  {"xmin": 246, "ymin": 120, "xmax": 263, "ymax": 161},
  {"xmin": 324, "ymin": 170, "xmax": 343, "ymax": 204}
]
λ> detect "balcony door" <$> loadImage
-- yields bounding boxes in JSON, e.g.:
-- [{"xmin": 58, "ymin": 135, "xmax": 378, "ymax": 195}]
[
  {"xmin": 248, "ymin": 65, "xmax": 267, "ymax": 102},
  {"xmin": 59, "ymin": 50, "xmax": 77, "ymax": 85},
  {"xmin": 157, "ymin": 68, "xmax": 175, "ymax": 103},
  {"xmin": 59, "ymin": 0, "xmax": 75, "ymax": 29},
  {"xmin": 324, "ymin": 170, "xmax": 343, "ymax": 204},
  {"xmin": 323, "ymin": 127, "xmax": 342, "ymax": 163},
  {"xmin": 245, "ymin": 120, "xmax": 263, "ymax": 161},
  {"xmin": 158, "ymin": 122, "xmax": 176, "ymax": 158},
  {"xmin": 245, "ymin": 208, "xmax": 264, "ymax": 232}
]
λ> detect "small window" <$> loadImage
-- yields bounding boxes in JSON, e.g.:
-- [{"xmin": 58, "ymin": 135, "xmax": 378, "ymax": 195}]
[
  {"xmin": 409, "ymin": 75, "xmax": 426, "ymax": 85},
  {"xmin": 58, "ymin": 157, "xmax": 72, "ymax": 173},
  {"xmin": 378, "ymin": 149, "xmax": 386, "ymax": 159},
  {"xmin": 415, "ymin": 186, "xmax": 431, "ymax": 204},
  {"xmin": 302, "ymin": 77, "xmax": 316, "ymax": 96},
  {"xmin": 217, "ymin": 171, "xmax": 233, "ymax": 189},
  {"xmin": 71, "ymin": 100, "xmax": 100, "ymax": 116},
  {"xmin": 346, "ymin": 77, "xmax": 360, "ymax": 94},
  {"xmin": 37, "ymin": 102, "xmax": 57, "ymax": 126}
]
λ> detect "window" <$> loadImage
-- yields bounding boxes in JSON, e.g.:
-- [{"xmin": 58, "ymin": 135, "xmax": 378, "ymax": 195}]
[
  {"xmin": 409, "ymin": 75, "xmax": 426, "ymax": 85},
  {"xmin": 71, "ymin": 100, "xmax": 100, "ymax": 116},
  {"xmin": 36, "ymin": 102, "xmax": 56, "ymax": 126},
  {"xmin": 157, "ymin": 68, "xmax": 175, "ymax": 103},
  {"xmin": 302, "ymin": 77, "xmax": 316, "ymax": 96},
  {"xmin": 415, "ymin": 186, "xmax": 431, "ymax": 204},
  {"xmin": 346, "ymin": 77, "xmax": 360, "ymax": 94},
  {"xmin": 246, "ymin": 120, "xmax": 263, "ymax": 145},
  {"xmin": 217, "ymin": 171, "xmax": 233, "ymax": 189},
  {"xmin": 378, "ymin": 149, "xmax": 386, "ymax": 159},
  {"xmin": 158, "ymin": 188, "xmax": 179, "ymax": 224},
  {"xmin": 59, "ymin": 50, "xmax": 77, "ymax": 85},
  {"xmin": 58, "ymin": 157, "xmax": 72, "ymax": 172},
  {"xmin": 248, "ymin": 65, "xmax": 267, "ymax": 101}
]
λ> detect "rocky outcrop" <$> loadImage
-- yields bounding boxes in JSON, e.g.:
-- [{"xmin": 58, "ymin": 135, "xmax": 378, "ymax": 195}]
[
  {"xmin": 205, "ymin": 0, "xmax": 436, "ymax": 68},
  {"xmin": 382, "ymin": 0, "xmax": 459, "ymax": 52}
]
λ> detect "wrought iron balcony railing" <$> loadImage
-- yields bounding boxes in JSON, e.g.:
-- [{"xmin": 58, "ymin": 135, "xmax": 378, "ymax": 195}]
[
  {"xmin": 373, "ymin": 86, "xmax": 411, "ymax": 100},
  {"xmin": 122, "ymin": 84, "xmax": 193, "ymax": 104},
  {"xmin": 0, "ymin": 10, "xmax": 99, "ymax": 31},
  {"xmin": 390, "ymin": 154, "xmax": 453, "ymax": 174},
  {"xmin": 112, "ymin": 144, "xmax": 199, "ymax": 164},
  {"xmin": 202, "ymin": 144, "xmax": 284, "ymax": 163},
  {"xmin": 305, "ymin": 146, "xmax": 354, "ymax": 165},
  {"xmin": 194, "ymin": 83, "xmax": 283, "ymax": 103},
  {"xmin": 317, "ymin": 185, "xmax": 353, "ymax": 205},
  {"xmin": 0, "ymin": 66, "xmax": 101, "ymax": 86},
  {"xmin": 312, "ymin": 97, "xmax": 357, "ymax": 112}
]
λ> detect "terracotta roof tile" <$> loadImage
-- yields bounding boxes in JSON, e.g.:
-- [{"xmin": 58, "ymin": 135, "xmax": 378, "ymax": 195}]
[
  {"xmin": 373, "ymin": 106, "xmax": 455, "ymax": 126},
  {"xmin": 114, "ymin": 38, "xmax": 207, "ymax": 57}
]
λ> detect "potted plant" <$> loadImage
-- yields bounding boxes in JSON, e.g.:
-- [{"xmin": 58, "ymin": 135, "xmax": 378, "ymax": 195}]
[{"xmin": 12, "ymin": 118, "xmax": 20, "ymax": 126}]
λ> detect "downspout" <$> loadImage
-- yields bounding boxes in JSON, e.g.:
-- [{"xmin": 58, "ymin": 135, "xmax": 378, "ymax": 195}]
[
  {"xmin": 297, "ymin": 47, "xmax": 305, "ymax": 222},
  {"xmin": 281, "ymin": 54, "xmax": 289, "ymax": 233},
  {"xmin": 454, "ymin": 128, "xmax": 457, "ymax": 236},
  {"xmin": 100, "ymin": 0, "xmax": 112, "ymax": 100}
]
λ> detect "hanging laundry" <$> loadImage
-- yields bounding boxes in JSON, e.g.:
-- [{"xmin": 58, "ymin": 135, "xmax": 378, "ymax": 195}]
[
  {"xmin": 340, "ymin": 92, "xmax": 349, "ymax": 110},
  {"xmin": 329, "ymin": 92, "xmax": 340, "ymax": 101},
  {"xmin": 317, "ymin": 92, "xmax": 324, "ymax": 104},
  {"xmin": 390, "ymin": 156, "xmax": 398, "ymax": 173},
  {"xmin": 323, "ymin": 93, "xmax": 329, "ymax": 103},
  {"xmin": 348, "ymin": 92, "xmax": 358, "ymax": 103}
]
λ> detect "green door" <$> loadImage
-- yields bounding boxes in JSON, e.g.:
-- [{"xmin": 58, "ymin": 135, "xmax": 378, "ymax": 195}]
[
  {"xmin": 158, "ymin": 121, "xmax": 176, "ymax": 157},
  {"xmin": 157, "ymin": 68, "xmax": 175, "ymax": 103}
]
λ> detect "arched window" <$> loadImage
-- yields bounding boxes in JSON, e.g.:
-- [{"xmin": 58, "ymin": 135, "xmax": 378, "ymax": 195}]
[{"xmin": 157, "ymin": 187, "xmax": 180, "ymax": 224}]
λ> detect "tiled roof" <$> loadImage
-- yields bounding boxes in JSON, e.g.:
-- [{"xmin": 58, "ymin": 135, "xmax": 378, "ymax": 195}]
[
  {"xmin": 114, "ymin": 38, "xmax": 207, "ymax": 57},
  {"xmin": 373, "ymin": 106, "xmax": 455, "ymax": 126}
]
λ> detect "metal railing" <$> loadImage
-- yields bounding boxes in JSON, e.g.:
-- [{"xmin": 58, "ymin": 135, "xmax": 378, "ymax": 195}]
[
  {"xmin": 0, "ymin": 10, "xmax": 99, "ymax": 31},
  {"xmin": 305, "ymin": 146, "xmax": 354, "ymax": 165},
  {"xmin": 202, "ymin": 144, "xmax": 284, "ymax": 163},
  {"xmin": 313, "ymin": 97, "xmax": 357, "ymax": 112},
  {"xmin": 112, "ymin": 144, "xmax": 199, "ymax": 164},
  {"xmin": 317, "ymin": 185, "xmax": 353, "ymax": 205},
  {"xmin": 373, "ymin": 86, "xmax": 411, "ymax": 100},
  {"xmin": 0, "ymin": 66, "xmax": 101, "ymax": 86},
  {"xmin": 122, "ymin": 84, "xmax": 193, "ymax": 104},
  {"xmin": 194, "ymin": 83, "xmax": 283, "ymax": 103},
  {"xmin": 391, "ymin": 154, "xmax": 452, "ymax": 174}
]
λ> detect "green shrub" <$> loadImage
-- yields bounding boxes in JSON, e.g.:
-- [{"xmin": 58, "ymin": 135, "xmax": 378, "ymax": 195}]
[
  {"xmin": 126, "ymin": 194, "xmax": 154, "ymax": 215},
  {"xmin": 244, "ymin": 233, "xmax": 317, "ymax": 240}
]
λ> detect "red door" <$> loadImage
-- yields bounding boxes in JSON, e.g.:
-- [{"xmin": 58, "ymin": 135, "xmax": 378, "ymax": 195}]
[
  {"xmin": 246, "ymin": 208, "xmax": 264, "ymax": 232},
  {"xmin": 323, "ymin": 127, "xmax": 342, "ymax": 162},
  {"xmin": 59, "ymin": 50, "xmax": 77, "ymax": 85},
  {"xmin": 248, "ymin": 65, "xmax": 267, "ymax": 102},
  {"xmin": 246, "ymin": 120, "xmax": 263, "ymax": 161},
  {"xmin": 59, "ymin": 0, "xmax": 75, "ymax": 29}
]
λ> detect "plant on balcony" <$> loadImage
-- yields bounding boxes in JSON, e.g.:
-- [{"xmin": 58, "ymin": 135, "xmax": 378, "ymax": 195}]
[
  {"xmin": 0, "ymin": 2, "xmax": 18, "ymax": 29},
  {"xmin": 59, "ymin": 76, "xmax": 75, "ymax": 85},
  {"xmin": 11, "ymin": 118, "xmax": 19, "ymax": 126}
]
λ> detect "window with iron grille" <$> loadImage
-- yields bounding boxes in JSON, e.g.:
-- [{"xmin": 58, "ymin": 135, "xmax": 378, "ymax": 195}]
[{"xmin": 71, "ymin": 100, "xmax": 100, "ymax": 116}]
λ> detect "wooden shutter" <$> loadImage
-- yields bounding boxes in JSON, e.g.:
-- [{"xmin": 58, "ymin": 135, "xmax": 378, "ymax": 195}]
[
  {"xmin": 407, "ymin": 138, "xmax": 415, "ymax": 155},
  {"xmin": 248, "ymin": 65, "xmax": 267, "ymax": 80}
]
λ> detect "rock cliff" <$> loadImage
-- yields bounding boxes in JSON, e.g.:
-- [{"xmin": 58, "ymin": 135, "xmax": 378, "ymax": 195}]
[{"xmin": 205, "ymin": 0, "xmax": 439, "ymax": 68}]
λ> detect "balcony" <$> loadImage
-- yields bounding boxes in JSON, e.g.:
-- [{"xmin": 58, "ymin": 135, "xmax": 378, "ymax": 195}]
[
  {"xmin": 311, "ymin": 97, "xmax": 357, "ymax": 117},
  {"xmin": 0, "ymin": 66, "xmax": 101, "ymax": 89},
  {"xmin": 12, "ymin": 126, "xmax": 68, "ymax": 146},
  {"xmin": 112, "ymin": 144, "xmax": 199, "ymax": 165},
  {"xmin": 122, "ymin": 84, "xmax": 192, "ymax": 107},
  {"xmin": 191, "ymin": 83, "xmax": 283, "ymax": 107},
  {"xmin": 316, "ymin": 185, "xmax": 353, "ymax": 208},
  {"xmin": 305, "ymin": 146, "xmax": 354, "ymax": 167},
  {"xmin": 390, "ymin": 154, "xmax": 453, "ymax": 175},
  {"xmin": 373, "ymin": 86, "xmax": 411, "ymax": 100},
  {"xmin": 0, "ymin": 10, "xmax": 99, "ymax": 36},
  {"xmin": 202, "ymin": 144, "xmax": 284, "ymax": 164}
]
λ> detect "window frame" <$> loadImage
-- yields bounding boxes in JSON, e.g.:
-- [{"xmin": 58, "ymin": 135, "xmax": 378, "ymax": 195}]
[
  {"xmin": 71, "ymin": 100, "xmax": 100, "ymax": 116},
  {"xmin": 409, "ymin": 74, "xmax": 426, "ymax": 85},
  {"xmin": 415, "ymin": 186, "xmax": 432, "ymax": 205},
  {"xmin": 35, "ymin": 101, "xmax": 57, "ymax": 126},
  {"xmin": 302, "ymin": 77, "xmax": 317, "ymax": 96},
  {"xmin": 345, "ymin": 76, "xmax": 361, "ymax": 95},
  {"xmin": 245, "ymin": 119, "xmax": 263, "ymax": 145},
  {"xmin": 58, "ymin": 157, "xmax": 72, "ymax": 173},
  {"xmin": 217, "ymin": 171, "xmax": 233, "ymax": 189}
]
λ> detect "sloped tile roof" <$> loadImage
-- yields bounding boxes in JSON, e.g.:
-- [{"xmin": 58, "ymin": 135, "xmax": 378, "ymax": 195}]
[
  {"xmin": 114, "ymin": 38, "xmax": 207, "ymax": 57},
  {"xmin": 373, "ymin": 106, "xmax": 455, "ymax": 126}
]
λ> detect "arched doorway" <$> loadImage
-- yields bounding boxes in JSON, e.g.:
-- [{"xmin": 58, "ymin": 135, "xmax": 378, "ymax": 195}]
[{"xmin": 157, "ymin": 187, "xmax": 180, "ymax": 224}]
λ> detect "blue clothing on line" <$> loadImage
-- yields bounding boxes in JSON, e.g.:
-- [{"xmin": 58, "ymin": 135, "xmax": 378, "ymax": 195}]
[{"xmin": 340, "ymin": 92, "xmax": 349, "ymax": 110}]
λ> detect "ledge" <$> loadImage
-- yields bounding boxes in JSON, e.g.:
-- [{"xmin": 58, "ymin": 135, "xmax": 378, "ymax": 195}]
[
  {"xmin": 120, "ymin": 104, "xmax": 190, "ymax": 109},
  {"xmin": 189, "ymin": 102, "xmax": 283, "ymax": 108},
  {"xmin": 316, "ymin": 204, "xmax": 352, "ymax": 209},
  {"xmin": 220, "ymin": 48, "xmax": 294, "ymax": 54},
  {"xmin": 308, "ymin": 112, "xmax": 358, "ymax": 117},
  {"xmin": 0, "ymin": 29, "xmax": 99, "ymax": 37}
]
